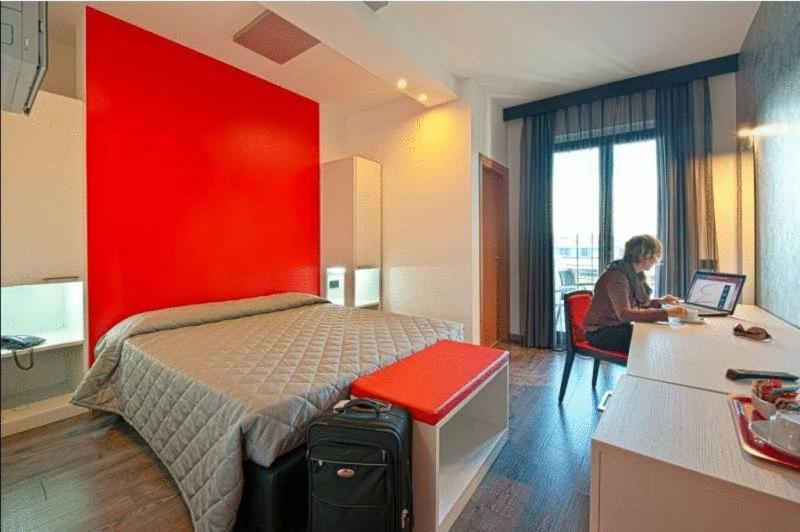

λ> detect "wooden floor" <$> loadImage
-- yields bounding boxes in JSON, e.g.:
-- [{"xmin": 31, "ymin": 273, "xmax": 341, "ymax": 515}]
[{"xmin": 1, "ymin": 344, "xmax": 623, "ymax": 532}]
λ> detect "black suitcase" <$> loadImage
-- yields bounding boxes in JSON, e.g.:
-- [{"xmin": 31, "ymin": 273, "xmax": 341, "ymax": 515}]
[{"xmin": 307, "ymin": 398, "xmax": 412, "ymax": 532}]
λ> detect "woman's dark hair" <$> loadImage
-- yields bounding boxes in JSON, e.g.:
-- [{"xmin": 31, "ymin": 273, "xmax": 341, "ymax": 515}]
[{"xmin": 623, "ymin": 234, "xmax": 663, "ymax": 263}]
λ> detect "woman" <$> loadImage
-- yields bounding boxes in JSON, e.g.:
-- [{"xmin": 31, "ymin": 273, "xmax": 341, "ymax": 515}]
[{"xmin": 583, "ymin": 234, "xmax": 687, "ymax": 353}]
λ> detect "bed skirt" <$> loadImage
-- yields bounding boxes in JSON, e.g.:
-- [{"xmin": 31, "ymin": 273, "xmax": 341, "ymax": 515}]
[{"xmin": 235, "ymin": 445, "xmax": 308, "ymax": 532}]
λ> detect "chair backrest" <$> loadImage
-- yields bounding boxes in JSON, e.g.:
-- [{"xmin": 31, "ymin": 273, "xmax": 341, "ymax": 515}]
[
  {"xmin": 559, "ymin": 269, "xmax": 577, "ymax": 287},
  {"xmin": 563, "ymin": 290, "xmax": 593, "ymax": 353}
]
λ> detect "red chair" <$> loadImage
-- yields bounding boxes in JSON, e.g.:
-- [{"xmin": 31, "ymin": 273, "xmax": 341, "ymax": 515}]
[{"xmin": 558, "ymin": 290, "xmax": 628, "ymax": 403}]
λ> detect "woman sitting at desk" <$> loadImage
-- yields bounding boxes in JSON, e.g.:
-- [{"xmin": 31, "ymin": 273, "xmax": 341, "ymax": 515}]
[{"xmin": 583, "ymin": 234, "xmax": 687, "ymax": 353}]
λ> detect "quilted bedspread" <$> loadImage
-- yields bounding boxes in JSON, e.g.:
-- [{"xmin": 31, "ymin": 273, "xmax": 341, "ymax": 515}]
[{"xmin": 71, "ymin": 293, "xmax": 463, "ymax": 531}]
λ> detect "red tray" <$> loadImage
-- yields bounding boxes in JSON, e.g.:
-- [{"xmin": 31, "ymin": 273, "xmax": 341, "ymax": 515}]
[{"xmin": 728, "ymin": 394, "xmax": 800, "ymax": 471}]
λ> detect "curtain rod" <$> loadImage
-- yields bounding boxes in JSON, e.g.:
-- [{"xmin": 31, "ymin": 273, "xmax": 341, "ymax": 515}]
[{"xmin": 503, "ymin": 54, "xmax": 739, "ymax": 121}]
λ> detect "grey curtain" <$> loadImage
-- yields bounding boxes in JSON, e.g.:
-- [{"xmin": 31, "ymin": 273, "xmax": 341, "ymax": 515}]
[
  {"xmin": 656, "ymin": 79, "xmax": 717, "ymax": 296},
  {"xmin": 519, "ymin": 114, "xmax": 555, "ymax": 348}
]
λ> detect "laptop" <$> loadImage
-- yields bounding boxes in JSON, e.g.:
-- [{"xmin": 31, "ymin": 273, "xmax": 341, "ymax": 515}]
[{"xmin": 682, "ymin": 271, "xmax": 747, "ymax": 317}]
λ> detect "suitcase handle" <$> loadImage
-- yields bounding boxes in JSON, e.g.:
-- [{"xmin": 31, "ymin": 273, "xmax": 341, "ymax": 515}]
[{"xmin": 335, "ymin": 398, "xmax": 392, "ymax": 416}]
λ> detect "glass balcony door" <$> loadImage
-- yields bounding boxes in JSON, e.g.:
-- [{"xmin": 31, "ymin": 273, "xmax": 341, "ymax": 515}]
[
  {"xmin": 612, "ymin": 139, "xmax": 659, "ymax": 293},
  {"xmin": 552, "ymin": 136, "xmax": 659, "ymax": 346},
  {"xmin": 553, "ymin": 147, "xmax": 601, "ymax": 341}
]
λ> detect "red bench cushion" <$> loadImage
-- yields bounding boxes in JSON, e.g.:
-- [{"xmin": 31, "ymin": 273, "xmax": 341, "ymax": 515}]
[{"xmin": 351, "ymin": 340, "xmax": 509, "ymax": 425}]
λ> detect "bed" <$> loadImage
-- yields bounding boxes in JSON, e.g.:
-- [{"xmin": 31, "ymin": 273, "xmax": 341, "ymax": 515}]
[{"xmin": 71, "ymin": 292, "xmax": 463, "ymax": 531}]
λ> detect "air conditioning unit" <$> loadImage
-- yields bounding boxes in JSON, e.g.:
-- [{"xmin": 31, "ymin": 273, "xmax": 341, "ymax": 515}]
[{"xmin": 1, "ymin": 1, "xmax": 47, "ymax": 115}]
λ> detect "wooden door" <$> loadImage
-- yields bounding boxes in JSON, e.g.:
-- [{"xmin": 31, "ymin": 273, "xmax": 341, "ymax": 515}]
[{"xmin": 480, "ymin": 154, "xmax": 510, "ymax": 346}]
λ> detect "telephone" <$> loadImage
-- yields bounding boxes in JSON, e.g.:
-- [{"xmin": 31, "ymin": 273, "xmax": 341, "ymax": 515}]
[
  {"xmin": 1, "ymin": 335, "xmax": 45, "ymax": 371},
  {"xmin": 1, "ymin": 335, "xmax": 46, "ymax": 350}
]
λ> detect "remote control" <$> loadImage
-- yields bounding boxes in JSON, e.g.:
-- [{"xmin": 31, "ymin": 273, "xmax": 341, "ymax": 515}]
[{"xmin": 725, "ymin": 368, "xmax": 799, "ymax": 381}]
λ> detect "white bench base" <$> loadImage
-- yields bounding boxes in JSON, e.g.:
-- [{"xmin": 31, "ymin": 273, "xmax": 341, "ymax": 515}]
[{"xmin": 411, "ymin": 362, "xmax": 509, "ymax": 532}]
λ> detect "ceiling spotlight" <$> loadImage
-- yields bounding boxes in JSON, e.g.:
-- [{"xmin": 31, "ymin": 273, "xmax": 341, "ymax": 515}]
[
  {"xmin": 396, "ymin": 79, "xmax": 408, "ymax": 90},
  {"xmin": 418, "ymin": 93, "xmax": 428, "ymax": 103}
]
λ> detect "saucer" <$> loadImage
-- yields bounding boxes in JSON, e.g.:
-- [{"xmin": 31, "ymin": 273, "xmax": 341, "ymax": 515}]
[{"xmin": 750, "ymin": 420, "xmax": 800, "ymax": 459}]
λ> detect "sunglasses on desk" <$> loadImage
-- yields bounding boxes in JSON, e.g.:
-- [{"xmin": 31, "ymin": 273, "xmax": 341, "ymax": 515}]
[{"xmin": 733, "ymin": 323, "xmax": 772, "ymax": 341}]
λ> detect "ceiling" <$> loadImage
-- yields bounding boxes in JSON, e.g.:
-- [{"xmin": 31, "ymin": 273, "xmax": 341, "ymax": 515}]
[
  {"xmin": 48, "ymin": 2, "xmax": 760, "ymax": 113},
  {"xmin": 378, "ymin": 1, "xmax": 760, "ymax": 105},
  {"xmin": 47, "ymin": 2, "xmax": 405, "ymax": 115}
]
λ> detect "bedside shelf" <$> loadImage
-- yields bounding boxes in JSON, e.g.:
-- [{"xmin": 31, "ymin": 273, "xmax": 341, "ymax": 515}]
[
  {"xmin": 1, "ymin": 280, "xmax": 87, "ymax": 437},
  {"xmin": 0, "ymin": 328, "xmax": 84, "ymax": 358}
]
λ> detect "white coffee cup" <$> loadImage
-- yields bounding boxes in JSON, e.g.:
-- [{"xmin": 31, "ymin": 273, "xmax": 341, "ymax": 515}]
[
  {"xmin": 684, "ymin": 308, "xmax": 699, "ymax": 321},
  {"xmin": 769, "ymin": 411, "xmax": 800, "ymax": 453}
]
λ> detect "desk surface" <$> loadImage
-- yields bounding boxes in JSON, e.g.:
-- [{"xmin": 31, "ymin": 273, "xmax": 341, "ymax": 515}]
[
  {"xmin": 627, "ymin": 305, "xmax": 800, "ymax": 394},
  {"xmin": 593, "ymin": 375, "xmax": 800, "ymax": 507}
]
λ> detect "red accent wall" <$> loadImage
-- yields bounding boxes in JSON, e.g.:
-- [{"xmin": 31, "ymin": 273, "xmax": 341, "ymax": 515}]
[{"xmin": 86, "ymin": 8, "xmax": 320, "ymax": 363}]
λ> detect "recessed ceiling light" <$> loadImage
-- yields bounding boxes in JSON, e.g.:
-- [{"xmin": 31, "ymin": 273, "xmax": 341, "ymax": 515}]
[
  {"xmin": 396, "ymin": 79, "xmax": 408, "ymax": 90},
  {"xmin": 418, "ymin": 93, "xmax": 428, "ymax": 103}
]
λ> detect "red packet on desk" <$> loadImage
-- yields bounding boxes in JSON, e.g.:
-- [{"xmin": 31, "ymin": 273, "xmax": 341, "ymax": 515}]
[{"xmin": 729, "ymin": 395, "xmax": 800, "ymax": 470}]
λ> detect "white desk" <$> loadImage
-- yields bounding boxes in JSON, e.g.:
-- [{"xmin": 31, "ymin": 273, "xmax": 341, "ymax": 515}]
[
  {"xmin": 591, "ymin": 376, "xmax": 800, "ymax": 531},
  {"xmin": 627, "ymin": 305, "xmax": 800, "ymax": 394},
  {"xmin": 591, "ymin": 305, "xmax": 800, "ymax": 531}
]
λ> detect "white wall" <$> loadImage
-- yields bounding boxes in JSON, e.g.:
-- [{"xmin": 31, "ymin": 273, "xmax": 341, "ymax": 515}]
[
  {"xmin": 40, "ymin": 38, "xmax": 77, "ymax": 99},
  {"xmin": 506, "ymin": 119, "xmax": 523, "ymax": 336},
  {"xmin": 504, "ymin": 73, "xmax": 750, "ymax": 335},
  {"xmin": 1, "ymin": 91, "xmax": 86, "ymax": 286},
  {"xmin": 467, "ymin": 81, "xmax": 487, "ymax": 342},
  {"xmin": 709, "ymin": 73, "xmax": 755, "ymax": 304},
  {"xmin": 489, "ymin": 98, "xmax": 508, "ymax": 167},
  {"xmin": 320, "ymin": 106, "xmax": 351, "ymax": 162},
  {"xmin": 338, "ymin": 85, "xmax": 477, "ymax": 341},
  {"xmin": 319, "ymin": 81, "xmax": 510, "ymax": 342}
]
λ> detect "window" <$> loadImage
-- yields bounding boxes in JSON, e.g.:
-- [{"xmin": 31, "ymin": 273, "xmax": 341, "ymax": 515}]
[
  {"xmin": 552, "ymin": 135, "xmax": 658, "ymax": 339},
  {"xmin": 552, "ymin": 146, "xmax": 599, "ymax": 287},
  {"xmin": 612, "ymin": 139, "xmax": 659, "ymax": 290}
]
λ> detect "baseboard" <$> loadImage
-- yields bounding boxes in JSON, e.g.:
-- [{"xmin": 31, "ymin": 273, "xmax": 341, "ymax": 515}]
[
  {"xmin": 1, "ymin": 393, "xmax": 86, "ymax": 438},
  {"xmin": 508, "ymin": 333, "xmax": 523, "ymax": 345}
]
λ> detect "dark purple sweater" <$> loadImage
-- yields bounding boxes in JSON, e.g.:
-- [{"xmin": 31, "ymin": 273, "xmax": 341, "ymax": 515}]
[{"xmin": 583, "ymin": 268, "xmax": 668, "ymax": 332}]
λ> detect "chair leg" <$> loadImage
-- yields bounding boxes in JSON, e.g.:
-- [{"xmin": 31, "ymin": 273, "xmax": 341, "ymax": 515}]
[
  {"xmin": 559, "ymin": 351, "xmax": 575, "ymax": 403},
  {"xmin": 591, "ymin": 358, "xmax": 600, "ymax": 389}
]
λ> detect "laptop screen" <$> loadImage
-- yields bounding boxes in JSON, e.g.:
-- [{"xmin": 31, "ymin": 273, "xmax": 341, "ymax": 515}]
[{"xmin": 685, "ymin": 271, "xmax": 746, "ymax": 312}]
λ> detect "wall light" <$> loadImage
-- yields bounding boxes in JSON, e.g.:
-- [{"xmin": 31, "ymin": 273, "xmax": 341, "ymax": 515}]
[
  {"xmin": 396, "ymin": 79, "xmax": 408, "ymax": 90},
  {"xmin": 737, "ymin": 123, "xmax": 798, "ymax": 138},
  {"xmin": 418, "ymin": 93, "xmax": 428, "ymax": 103}
]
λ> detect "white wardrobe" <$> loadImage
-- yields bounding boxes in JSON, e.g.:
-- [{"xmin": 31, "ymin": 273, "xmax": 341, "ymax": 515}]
[{"xmin": 320, "ymin": 156, "xmax": 382, "ymax": 308}]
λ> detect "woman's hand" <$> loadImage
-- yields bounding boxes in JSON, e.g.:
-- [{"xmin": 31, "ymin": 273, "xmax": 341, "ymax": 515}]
[
  {"xmin": 661, "ymin": 294, "xmax": 681, "ymax": 305},
  {"xmin": 665, "ymin": 305, "xmax": 688, "ymax": 319}
]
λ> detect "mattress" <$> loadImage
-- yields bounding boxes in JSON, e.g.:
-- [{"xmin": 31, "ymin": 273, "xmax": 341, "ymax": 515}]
[{"xmin": 71, "ymin": 293, "xmax": 463, "ymax": 531}]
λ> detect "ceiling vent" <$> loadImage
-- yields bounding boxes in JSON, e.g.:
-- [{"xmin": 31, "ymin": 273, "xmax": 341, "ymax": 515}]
[
  {"xmin": 233, "ymin": 10, "xmax": 319, "ymax": 65},
  {"xmin": 364, "ymin": 2, "xmax": 389, "ymax": 12}
]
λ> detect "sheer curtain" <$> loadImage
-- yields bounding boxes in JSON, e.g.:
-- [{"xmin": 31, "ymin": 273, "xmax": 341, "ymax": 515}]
[{"xmin": 656, "ymin": 79, "xmax": 717, "ymax": 296}]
